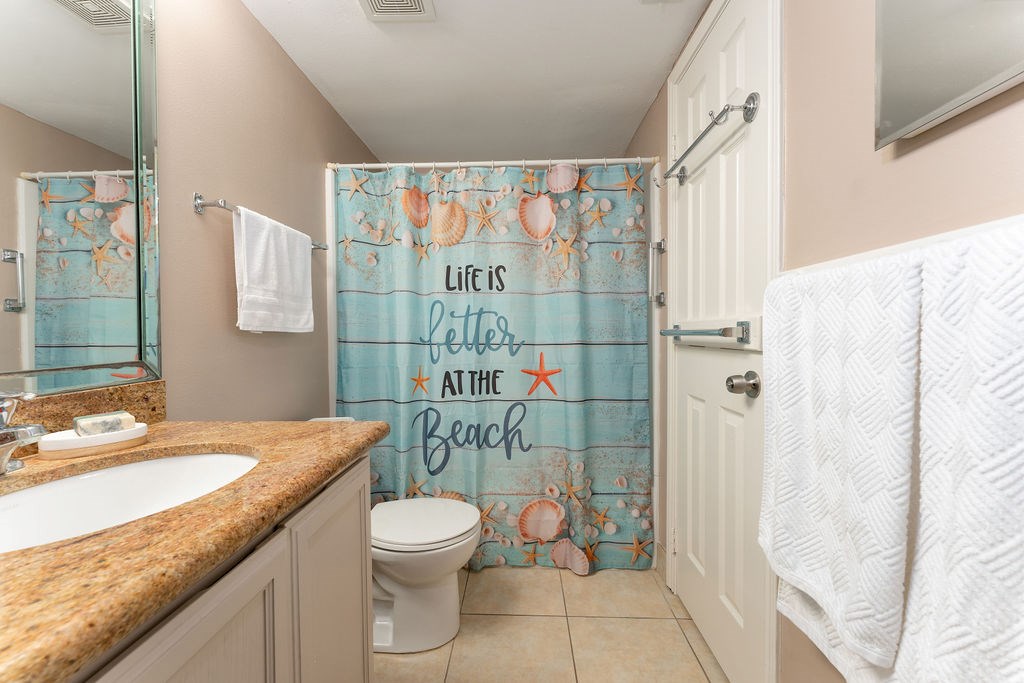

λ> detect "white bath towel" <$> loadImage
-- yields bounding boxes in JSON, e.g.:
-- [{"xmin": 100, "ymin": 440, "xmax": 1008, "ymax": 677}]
[
  {"xmin": 760, "ymin": 252, "xmax": 923, "ymax": 672},
  {"xmin": 233, "ymin": 206, "xmax": 313, "ymax": 333}
]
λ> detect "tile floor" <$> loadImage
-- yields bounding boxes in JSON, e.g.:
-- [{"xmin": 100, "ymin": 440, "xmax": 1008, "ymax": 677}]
[{"xmin": 374, "ymin": 567, "xmax": 729, "ymax": 682}]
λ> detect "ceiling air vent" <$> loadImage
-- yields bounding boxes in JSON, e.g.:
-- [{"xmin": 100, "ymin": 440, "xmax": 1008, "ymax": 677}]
[
  {"xmin": 358, "ymin": 0, "xmax": 436, "ymax": 22},
  {"xmin": 51, "ymin": 0, "xmax": 131, "ymax": 31}
]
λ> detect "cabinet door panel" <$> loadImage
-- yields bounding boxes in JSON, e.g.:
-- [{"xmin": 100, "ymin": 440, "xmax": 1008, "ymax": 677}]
[
  {"xmin": 286, "ymin": 458, "xmax": 371, "ymax": 683},
  {"xmin": 94, "ymin": 531, "xmax": 294, "ymax": 683}
]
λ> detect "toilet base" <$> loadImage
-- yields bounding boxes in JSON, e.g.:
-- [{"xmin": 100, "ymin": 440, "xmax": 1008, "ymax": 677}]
[{"xmin": 373, "ymin": 571, "xmax": 460, "ymax": 653}]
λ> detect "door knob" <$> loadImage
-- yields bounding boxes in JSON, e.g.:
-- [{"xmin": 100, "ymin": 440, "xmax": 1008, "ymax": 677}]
[{"xmin": 725, "ymin": 371, "xmax": 761, "ymax": 398}]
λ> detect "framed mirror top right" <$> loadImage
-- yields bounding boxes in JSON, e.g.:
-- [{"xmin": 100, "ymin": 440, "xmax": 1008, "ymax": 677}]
[{"xmin": 876, "ymin": 0, "xmax": 1024, "ymax": 149}]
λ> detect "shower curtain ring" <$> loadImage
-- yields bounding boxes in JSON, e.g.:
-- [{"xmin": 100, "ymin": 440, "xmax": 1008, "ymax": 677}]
[
  {"xmin": 432, "ymin": 162, "xmax": 436, "ymax": 174},
  {"xmin": 603, "ymin": 158, "xmax": 608, "ymax": 169},
  {"xmin": 457, "ymin": 160, "xmax": 461, "ymax": 171},
  {"xmin": 361, "ymin": 162, "xmax": 367, "ymax": 172},
  {"xmin": 66, "ymin": 171, "xmax": 71, "ymax": 181},
  {"xmin": 35, "ymin": 172, "xmax": 42, "ymax": 182},
  {"xmin": 575, "ymin": 158, "xmax": 579, "ymax": 170},
  {"xmin": 522, "ymin": 159, "xmax": 526, "ymax": 170},
  {"xmin": 637, "ymin": 156, "xmax": 642, "ymax": 167},
  {"xmin": 92, "ymin": 170, "xmax": 97, "ymax": 180},
  {"xmin": 385, "ymin": 161, "xmax": 391, "ymax": 172}
]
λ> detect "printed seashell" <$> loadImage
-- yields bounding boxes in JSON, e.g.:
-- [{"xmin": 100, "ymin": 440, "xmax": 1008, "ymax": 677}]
[
  {"xmin": 518, "ymin": 193, "xmax": 557, "ymax": 241},
  {"xmin": 546, "ymin": 163, "xmax": 579, "ymax": 194},
  {"xmin": 109, "ymin": 205, "xmax": 136, "ymax": 245},
  {"xmin": 42, "ymin": 228, "xmax": 53, "ymax": 238},
  {"xmin": 494, "ymin": 166, "xmax": 506, "ymax": 174},
  {"xmin": 495, "ymin": 192, "xmax": 505, "ymax": 202},
  {"xmin": 65, "ymin": 209, "xmax": 76, "ymax": 222},
  {"xmin": 437, "ymin": 490, "xmax": 466, "ymax": 502},
  {"xmin": 58, "ymin": 257, "xmax": 68, "ymax": 270},
  {"xmin": 401, "ymin": 231, "xmax": 414, "ymax": 248},
  {"xmin": 631, "ymin": 507, "xmax": 641, "ymax": 518},
  {"xmin": 80, "ymin": 208, "xmax": 92, "ymax": 219},
  {"xmin": 117, "ymin": 245, "xmax": 134, "ymax": 261},
  {"xmin": 366, "ymin": 252, "xmax": 378, "ymax": 266},
  {"xmin": 641, "ymin": 519, "xmax": 652, "ymax": 530},
  {"xmin": 493, "ymin": 532, "xmax": 505, "ymax": 541},
  {"xmin": 542, "ymin": 239, "xmax": 553, "ymax": 254},
  {"xmin": 497, "ymin": 223, "xmax": 509, "ymax": 235},
  {"xmin": 611, "ymin": 250, "xmax": 624, "ymax": 263},
  {"xmin": 460, "ymin": 191, "xmax": 471, "ymax": 203},
  {"xmin": 513, "ymin": 535, "xmax": 525, "ymax": 548},
  {"xmin": 636, "ymin": 204, "xmax": 645, "ymax": 216},
  {"xmin": 582, "ymin": 197, "xmax": 595, "ymax": 210},
  {"xmin": 616, "ymin": 499, "xmax": 627, "ymax": 509},
  {"xmin": 360, "ymin": 222, "xmax": 372, "ymax": 234},
  {"xmin": 377, "ymin": 218, "xmax": 388, "ymax": 231},
  {"xmin": 574, "ymin": 462, "xmax": 585, "ymax": 473},
  {"xmin": 370, "ymin": 471, "xmax": 380, "ymax": 484},
  {"xmin": 430, "ymin": 242, "xmax": 440, "ymax": 254},
  {"xmin": 497, "ymin": 501, "xmax": 508, "ymax": 511},
  {"xmin": 614, "ymin": 475, "xmax": 627, "ymax": 488},
  {"xmin": 483, "ymin": 195, "xmax": 496, "ymax": 209},
  {"xmin": 353, "ymin": 210, "xmax": 366, "ymax": 222},
  {"xmin": 500, "ymin": 183, "xmax": 512, "ymax": 195},
  {"xmin": 560, "ymin": 198, "xmax": 572, "ymax": 210},
  {"xmin": 500, "ymin": 536, "xmax": 512, "ymax": 548},
  {"xmin": 585, "ymin": 525, "xmax": 598, "ymax": 538},
  {"xmin": 518, "ymin": 498, "xmax": 565, "ymax": 545},
  {"xmin": 599, "ymin": 198, "xmax": 612, "ymax": 212},
  {"xmin": 430, "ymin": 200, "xmax": 467, "ymax": 246},
  {"xmin": 626, "ymin": 217, "xmax": 635, "ymax": 227},
  {"xmin": 482, "ymin": 526, "xmax": 495, "ymax": 539},
  {"xmin": 142, "ymin": 198, "xmax": 153, "ymax": 241},
  {"xmin": 569, "ymin": 528, "xmax": 575, "ymax": 537},
  {"xmin": 512, "ymin": 186, "xmax": 524, "ymax": 199},
  {"xmin": 505, "ymin": 208, "xmax": 518, "ymax": 223},
  {"xmin": 494, "ymin": 555, "xmax": 507, "ymax": 566},
  {"xmin": 401, "ymin": 187, "xmax": 430, "ymax": 228},
  {"xmin": 545, "ymin": 484, "xmax": 560, "ymax": 498},
  {"xmin": 550, "ymin": 538, "xmax": 589, "ymax": 576},
  {"xmin": 604, "ymin": 522, "xmax": 618, "ymax": 534},
  {"xmin": 505, "ymin": 514, "xmax": 518, "ymax": 527},
  {"xmin": 95, "ymin": 175, "xmax": 130, "ymax": 203},
  {"xmin": 59, "ymin": 237, "xmax": 68, "ymax": 246}
]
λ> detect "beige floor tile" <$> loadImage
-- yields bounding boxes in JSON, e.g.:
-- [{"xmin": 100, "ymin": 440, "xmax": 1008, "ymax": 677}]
[
  {"xmin": 679, "ymin": 619, "xmax": 730, "ymax": 683},
  {"xmin": 372, "ymin": 640, "xmax": 452, "ymax": 683},
  {"xmin": 446, "ymin": 615, "xmax": 575, "ymax": 682},
  {"xmin": 656, "ymin": 579, "xmax": 691, "ymax": 619},
  {"xmin": 462, "ymin": 566, "xmax": 565, "ymax": 616},
  {"xmin": 562, "ymin": 569, "xmax": 674, "ymax": 618},
  {"xmin": 569, "ymin": 617, "xmax": 708, "ymax": 682}
]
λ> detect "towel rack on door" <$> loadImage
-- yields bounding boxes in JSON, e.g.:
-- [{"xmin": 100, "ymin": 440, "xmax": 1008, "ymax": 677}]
[
  {"xmin": 192, "ymin": 192, "xmax": 329, "ymax": 251},
  {"xmin": 660, "ymin": 321, "xmax": 751, "ymax": 344},
  {"xmin": 663, "ymin": 92, "xmax": 760, "ymax": 186}
]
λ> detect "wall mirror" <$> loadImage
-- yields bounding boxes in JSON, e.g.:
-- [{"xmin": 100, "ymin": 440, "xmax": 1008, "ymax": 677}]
[
  {"xmin": 876, "ymin": 0, "xmax": 1024, "ymax": 149},
  {"xmin": 0, "ymin": 0, "xmax": 159, "ymax": 395}
]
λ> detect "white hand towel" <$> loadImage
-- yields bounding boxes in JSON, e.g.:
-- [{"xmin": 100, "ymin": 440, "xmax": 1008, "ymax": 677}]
[
  {"xmin": 760, "ymin": 252, "xmax": 923, "ymax": 674},
  {"xmin": 233, "ymin": 206, "xmax": 314, "ymax": 333}
]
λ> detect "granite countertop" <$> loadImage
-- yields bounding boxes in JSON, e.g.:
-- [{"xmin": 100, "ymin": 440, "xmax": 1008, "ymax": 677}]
[{"xmin": 0, "ymin": 420, "xmax": 390, "ymax": 682}]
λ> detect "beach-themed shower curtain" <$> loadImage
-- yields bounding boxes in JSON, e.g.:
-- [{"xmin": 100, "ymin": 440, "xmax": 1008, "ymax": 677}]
[
  {"xmin": 33, "ymin": 175, "xmax": 155, "ymax": 390},
  {"xmin": 335, "ymin": 163, "xmax": 651, "ymax": 574}
]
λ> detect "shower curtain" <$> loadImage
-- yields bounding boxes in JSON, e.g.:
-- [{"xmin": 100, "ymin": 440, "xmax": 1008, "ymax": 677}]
[
  {"xmin": 33, "ymin": 175, "xmax": 153, "ymax": 389},
  {"xmin": 335, "ymin": 163, "xmax": 651, "ymax": 574}
]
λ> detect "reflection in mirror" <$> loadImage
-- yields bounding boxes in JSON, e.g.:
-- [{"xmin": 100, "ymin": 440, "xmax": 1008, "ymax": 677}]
[
  {"xmin": 0, "ymin": 0, "xmax": 158, "ymax": 394},
  {"xmin": 876, "ymin": 0, "xmax": 1024, "ymax": 148}
]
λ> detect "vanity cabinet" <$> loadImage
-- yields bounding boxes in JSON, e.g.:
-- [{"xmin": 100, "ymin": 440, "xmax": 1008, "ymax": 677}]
[{"xmin": 92, "ymin": 458, "xmax": 371, "ymax": 682}]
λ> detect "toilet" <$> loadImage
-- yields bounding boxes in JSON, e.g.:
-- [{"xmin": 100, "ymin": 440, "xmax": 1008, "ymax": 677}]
[{"xmin": 370, "ymin": 497, "xmax": 482, "ymax": 653}]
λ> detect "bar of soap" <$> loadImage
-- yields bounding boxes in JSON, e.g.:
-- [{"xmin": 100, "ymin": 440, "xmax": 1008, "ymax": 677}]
[{"xmin": 73, "ymin": 411, "xmax": 136, "ymax": 436}]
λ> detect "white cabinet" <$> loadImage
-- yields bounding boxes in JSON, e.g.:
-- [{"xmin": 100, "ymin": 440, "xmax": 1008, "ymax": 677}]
[
  {"xmin": 95, "ymin": 531, "xmax": 294, "ymax": 683},
  {"xmin": 92, "ymin": 458, "xmax": 370, "ymax": 683},
  {"xmin": 286, "ymin": 457, "xmax": 372, "ymax": 682}
]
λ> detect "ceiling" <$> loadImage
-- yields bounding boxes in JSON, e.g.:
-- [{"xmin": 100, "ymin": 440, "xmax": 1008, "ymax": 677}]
[
  {"xmin": 240, "ymin": 0, "xmax": 706, "ymax": 162},
  {"xmin": 0, "ymin": 0, "xmax": 133, "ymax": 158}
]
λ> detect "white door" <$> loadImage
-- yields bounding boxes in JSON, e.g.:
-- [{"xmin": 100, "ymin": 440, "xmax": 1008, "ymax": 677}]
[{"xmin": 664, "ymin": 1, "xmax": 780, "ymax": 682}]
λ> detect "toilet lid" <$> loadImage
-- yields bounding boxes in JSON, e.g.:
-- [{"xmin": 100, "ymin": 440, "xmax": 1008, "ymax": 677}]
[{"xmin": 371, "ymin": 497, "xmax": 481, "ymax": 551}]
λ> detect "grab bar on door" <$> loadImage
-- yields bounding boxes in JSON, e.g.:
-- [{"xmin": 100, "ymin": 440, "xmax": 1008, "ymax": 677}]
[
  {"xmin": 663, "ymin": 92, "xmax": 760, "ymax": 186},
  {"xmin": 660, "ymin": 321, "xmax": 750, "ymax": 344},
  {"xmin": 2, "ymin": 249, "xmax": 25, "ymax": 313}
]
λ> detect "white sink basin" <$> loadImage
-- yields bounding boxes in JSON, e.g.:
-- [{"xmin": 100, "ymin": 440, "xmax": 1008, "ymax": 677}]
[{"xmin": 0, "ymin": 453, "xmax": 259, "ymax": 553}]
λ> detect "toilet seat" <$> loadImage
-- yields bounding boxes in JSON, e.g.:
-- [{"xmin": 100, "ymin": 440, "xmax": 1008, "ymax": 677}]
[{"xmin": 372, "ymin": 498, "xmax": 481, "ymax": 552}]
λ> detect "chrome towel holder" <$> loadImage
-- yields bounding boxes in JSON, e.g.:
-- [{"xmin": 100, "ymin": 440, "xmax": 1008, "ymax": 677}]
[
  {"xmin": 192, "ymin": 192, "xmax": 329, "ymax": 251},
  {"xmin": 663, "ymin": 92, "xmax": 759, "ymax": 186}
]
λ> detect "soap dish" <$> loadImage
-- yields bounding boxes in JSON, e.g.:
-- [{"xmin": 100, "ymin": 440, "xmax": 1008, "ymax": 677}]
[{"xmin": 37, "ymin": 423, "xmax": 148, "ymax": 460}]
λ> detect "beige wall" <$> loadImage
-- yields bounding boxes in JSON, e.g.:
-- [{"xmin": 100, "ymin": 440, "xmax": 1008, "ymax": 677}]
[
  {"xmin": 624, "ymin": 84, "xmax": 669, "ymax": 555},
  {"xmin": 0, "ymin": 104, "xmax": 130, "ymax": 373},
  {"xmin": 783, "ymin": 0, "xmax": 1024, "ymax": 269},
  {"xmin": 156, "ymin": 0, "xmax": 375, "ymax": 420}
]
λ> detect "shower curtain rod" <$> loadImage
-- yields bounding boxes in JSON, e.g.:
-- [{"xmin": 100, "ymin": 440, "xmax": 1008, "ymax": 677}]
[
  {"xmin": 19, "ymin": 170, "xmax": 151, "ymax": 180},
  {"xmin": 329, "ymin": 156, "xmax": 659, "ymax": 172}
]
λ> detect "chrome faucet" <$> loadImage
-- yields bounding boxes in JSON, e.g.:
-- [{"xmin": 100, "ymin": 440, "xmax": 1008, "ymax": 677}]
[{"xmin": 0, "ymin": 392, "xmax": 47, "ymax": 475}]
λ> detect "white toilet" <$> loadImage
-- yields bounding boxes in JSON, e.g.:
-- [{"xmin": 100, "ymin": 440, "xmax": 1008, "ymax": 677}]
[{"xmin": 370, "ymin": 497, "xmax": 482, "ymax": 653}]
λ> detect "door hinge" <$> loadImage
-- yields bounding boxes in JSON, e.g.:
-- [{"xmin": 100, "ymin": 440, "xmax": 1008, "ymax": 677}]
[
  {"xmin": 652, "ymin": 238, "xmax": 666, "ymax": 307},
  {"xmin": 671, "ymin": 528, "xmax": 678, "ymax": 555}
]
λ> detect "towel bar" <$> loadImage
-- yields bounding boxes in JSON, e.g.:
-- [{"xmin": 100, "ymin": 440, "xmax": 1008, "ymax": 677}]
[
  {"xmin": 192, "ymin": 193, "xmax": 329, "ymax": 251},
  {"xmin": 660, "ymin": 321, "xmax": 751, "ymax": 344}
]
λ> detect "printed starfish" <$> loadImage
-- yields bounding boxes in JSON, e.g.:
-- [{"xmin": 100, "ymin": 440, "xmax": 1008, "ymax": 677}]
[
  {"xmin": 553, "ymin": 231, "xmax": 579, "ymax": 269},
  {"xmin": 478, "ymin": 501, "xmax": 498, "ymax": 525},
  {"xmin": 341, "ymin": 235, "xmax": 354, "ymax": 251},
  {"xmin": 97, "ymin": 270, "xmax": 115, "ymax": 291},
  {"xmin": 521, "ymin": 352, "xmax": 561, "ymax": 396},
  {"xmin": 40, "ymin": 182, "xmax": 65, "ymax": 211},
  {"xmin": 582, "ymin": 537, "xmax": 600, "ymax": 563},
  {"xmin": 340, "ymin": 170, "xmax": 369, "ymax": 199},
  {"xmin": 621, "ymin": 534, "xmax": 653, "ymax": 565},
  {"xmin": 521, "ymin": 169, "xmax": 539, "ymax": 193},
  {"xmin": 558, "ymin": 471, "xmax": 587, "ymax": 506},
  {"xmin": 575, "ymin": 170, "xmax": 593, "ymax": 198},
  {"xmin": 91, "ymin": 240, "xmax": 118, "ymax": 276},
  {"xmin": 467, "ymin": 200, "xmax": 499, "ymax": 235},
  {"xmin": 429, "ymin": 170, "xmax": 448, "ymax": 194},
  {"xmin": 586, "ymin": 207, "xmax": 608, "ymax": 228},
  {"xmin": 410, "ymin": 366, "xmax": 430, "ymax": 395},
  {"xmin": 521, "ymin": 544, "xmax": 543, "ymax": 566},
  {"xmin": 79, "ymin": 182, "xmax": 96, "ymax": 203},
  {"xmin": 413, "ymin": 238, "xmax": 430, "ymax": 265},
  {"xmin": 405, "ymin": 474, "xmax": 427, "ymax": 498},
  {"xmin": 593, "ymin": 507, "xmax": 612, "ymax": 526},
  {"xmin": 614, "ymin": 167, "xmax": 644, "ymax": 201},
  {"xmin": 69, "ymin": 217, "xmax": 94, "ymax": 240}
]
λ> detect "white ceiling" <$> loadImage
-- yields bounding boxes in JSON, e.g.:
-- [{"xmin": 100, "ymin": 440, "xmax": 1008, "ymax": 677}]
[
  {"xmin": 0, "ymin": 0, "xmax": 133, "ymax": 158},
  {"xmin": 240, "ymin": 0, "xmax": 706, "ymax": 162}
]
